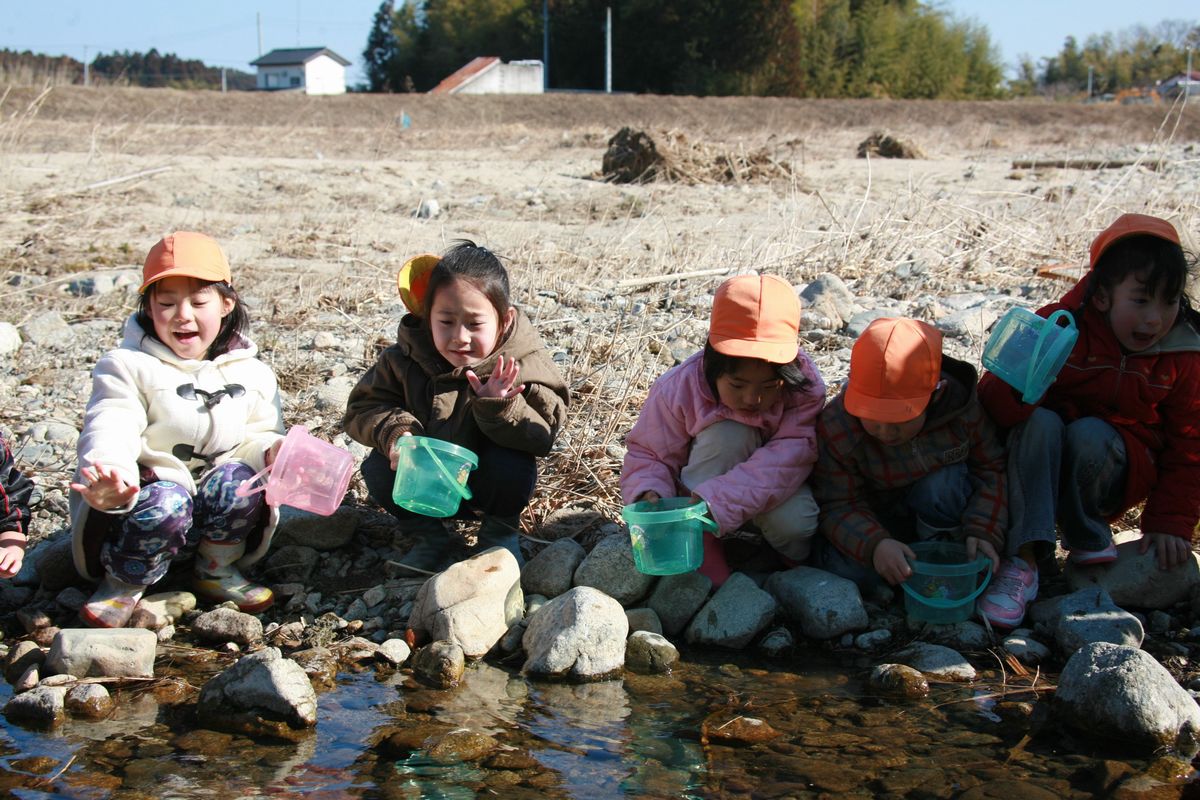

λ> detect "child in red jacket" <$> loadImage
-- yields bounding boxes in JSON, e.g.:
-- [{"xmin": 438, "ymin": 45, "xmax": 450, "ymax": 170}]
[{"xmin": 978, "ymin": 214, "xmax": 1200, "ymax": 629}]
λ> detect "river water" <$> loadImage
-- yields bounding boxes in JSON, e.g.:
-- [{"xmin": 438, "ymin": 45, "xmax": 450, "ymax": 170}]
[{"xmin": 0, "ymin": 647, "xmax": 1195, "ymax": 798}]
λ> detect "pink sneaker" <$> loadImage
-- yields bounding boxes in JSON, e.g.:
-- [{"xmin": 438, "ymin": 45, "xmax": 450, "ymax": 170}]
[
  {"xmin": 977, "ymin": 557, "xmax": 1038, "ymax": 630},
  {"xmin": 1068, "ymin": 542, "xmax": 1118, "ymax": 566}
]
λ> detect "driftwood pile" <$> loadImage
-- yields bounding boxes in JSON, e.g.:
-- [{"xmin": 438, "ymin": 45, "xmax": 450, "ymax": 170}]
[
  {"xmin": 601, "ymin": 126, "xmax": 796, "ymax": 185},
  {"xmin": 856, "ymin": 131, "xmax": 925, "ymax": 159}
]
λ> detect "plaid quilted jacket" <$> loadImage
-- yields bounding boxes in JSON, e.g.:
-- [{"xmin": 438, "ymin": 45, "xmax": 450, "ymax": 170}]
[{"xmin": 813, "ymin": 356, "xmax": 1007, "ymax": 566}]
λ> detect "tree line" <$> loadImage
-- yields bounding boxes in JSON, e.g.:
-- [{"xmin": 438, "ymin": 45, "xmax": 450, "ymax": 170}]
[
  {"xmin": 1011, "ymin": 21, "xmax": 1200, "ymax": 98},
  {"xmin": 0, "ymin": 48, "xmax": 255, "ymax": 90},
  {"xmin": 363, "ymin": 0, "xmax": 1004, "ymax": 98}
]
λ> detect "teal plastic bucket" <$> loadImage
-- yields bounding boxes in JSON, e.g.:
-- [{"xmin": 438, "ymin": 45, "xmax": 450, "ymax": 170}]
[
  {"xmin": 621, "ymin": 497, "xmax": 717, "ymax": 576},
  {"xmin": 982, "ymin": 308, "xmax": 1078, "ymax": 404},
  {"xmin": 391, "ymin": 436, "xmax": 478, "ymax": 518},
  {"xmin": 900, "ymin": 541, "xmax": 992, "ymax": 625}
]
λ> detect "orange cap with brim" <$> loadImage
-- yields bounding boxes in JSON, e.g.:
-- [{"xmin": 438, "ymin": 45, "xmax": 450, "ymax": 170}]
[
  {"xmin": 140, "ymin": 231, "xmax": 232, "ymax": 293},
  {"xmin": 397, "ymin": 253, "xmax": 440, "ymax": 315},
  {"xmin": 844, "ymin": 317, "xmax": 943, "ymax": 424},
  {"xmin": 1089, "ymin": 213, "xmax": 1181, "ymax": 269},
  {"xmin": 708, "ymin": 274, "xmax": 801, "ymax": 364}
]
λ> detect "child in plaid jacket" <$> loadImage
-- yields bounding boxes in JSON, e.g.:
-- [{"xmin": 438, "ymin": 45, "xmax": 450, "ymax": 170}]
[{"xmin": 812, "ymin": 317, "xmax": 1006, "ymax": 589}]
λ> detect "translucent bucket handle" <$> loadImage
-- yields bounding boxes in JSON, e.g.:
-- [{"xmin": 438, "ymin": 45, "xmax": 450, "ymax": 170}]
[
  {"xmin": 682, "ymin": 503, "xmax": 719, "ymax": 532},
  {"xmin": 421, "ymin": 440, "xmax": 473, "ymax": 501},
  {"xmin": 235, "ymin": 464, "xmax": 272, "ymax": 499},
  {"xmin": 1023, "ymin": 310, "xmax": 1075, "ymax": 403},
  {"xmin": 899, "ymin": 557, "xmax": 993, "ymax": 610}
]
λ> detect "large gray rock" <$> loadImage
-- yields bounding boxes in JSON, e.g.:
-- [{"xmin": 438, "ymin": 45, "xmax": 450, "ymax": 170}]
[
  {"xmin": 0, "ymin": 322, "xmax": 20, "ymax": 356},
  {"xmin": 625, "ymin": 631, "xmax": 678, "ymax": 674},
  {"xmin": 44, "ymin": 628, "xmax": 156, "ymax": 679},
  {"xmin": 272, "ymin": 506, "xmax": 358, "ymax": 550},
  {"xmin": 19, "ymin": 311, "xmax": 73, "ymax": 349},
  {"xmin": 647, "ymin": 571, "xmax": 711, "ymax": 637},
  {"xmin": 521, "ymin": 538, "xmax": 585, "ymax": 599},
  {"xmin": 766, "ymin": 566, "xmax": 868, "ymax": 639},
  {"xmin": 407, "ymin": 547, "xmax": 523, "ymax": 658},
  {"xmin": 192, "ymin": 607, "xmax": 265, "ymax": 647},
  {"xmin": 572, "ymin": 533, "xmax": 655, "ymax": 606},
  {"xmin": 1057, "ymin": 642, "xmax": 1200, "ymax": 757},
  {"xmin": 197, "ymin": 648, "xmax": 317, "ymax": 737},
  {"xmin": 799, "ymin": 273, "xmax": 860, "ymax": 330},
  {"xmin": 3, "ymin": 685, "xmax": 67, "ymax": 728},
  {"xmin": 891, "ymin": 642, "xmax": 976, "ymax": 682},
  {"xmin": 1065, "ymin": 541, "xmax": 1200, "ymax": 610},
  {"xmin": 1050, "ymin": 587, "xmax": 1144, "ymax": 657},
  {"xmin": 522, "ymin": 586, "xmax": 627, "ymax": 681},
  {"xmin": 685, "ymin": 572, "xmax": 777, "ymax": 649}
]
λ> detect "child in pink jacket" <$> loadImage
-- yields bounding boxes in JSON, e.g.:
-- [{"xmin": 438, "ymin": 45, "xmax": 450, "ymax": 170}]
[{"xmin": 620, "ymin": 274, "xmax": 826, "ymax": 586}]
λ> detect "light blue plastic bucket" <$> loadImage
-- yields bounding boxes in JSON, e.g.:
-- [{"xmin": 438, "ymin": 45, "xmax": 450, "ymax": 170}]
[
  {"xmin": 900, "ymin": 541, "xmax": 992, "ymax": 625},
  {"xmin": 621, "ymin": 497, "xmax": 717, "ymax": 576},
  {"xmin": 391, "ymin": 436, "xmax": 477, "ymax": 518},
  {"xmin": 982, "ymin": 308, "xmax": 1078, "ymax": 404}
]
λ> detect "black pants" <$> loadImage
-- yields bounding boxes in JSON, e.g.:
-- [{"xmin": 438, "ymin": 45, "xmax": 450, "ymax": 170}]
[{"xmin": 361, "ymin": 438, "xmax": 537, "ymax": 521}]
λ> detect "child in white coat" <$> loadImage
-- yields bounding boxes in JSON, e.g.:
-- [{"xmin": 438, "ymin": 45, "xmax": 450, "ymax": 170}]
[{"xmin": 70, "ymin": 232, "xmax": 286, "ymax": 627}]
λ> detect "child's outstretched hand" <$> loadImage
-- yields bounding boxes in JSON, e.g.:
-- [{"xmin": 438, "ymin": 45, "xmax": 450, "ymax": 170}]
[
  {"xmin": 0, "ymin": 540, "xmax": 24, "ymax": 578},
  {"xmin": 1139, "ymin": 532, "xmax": 1193, "ymax": 571},
  {"xmin": 466, "ymin": 355, "xmax": 525, "ymax": 400},
  {"xmin": 873, "ymin": 538, "xmax": 916, "ymax": 585},
  {"xmin": 71, "ymin": 464, "xmax": 139, "ymax": 512}
]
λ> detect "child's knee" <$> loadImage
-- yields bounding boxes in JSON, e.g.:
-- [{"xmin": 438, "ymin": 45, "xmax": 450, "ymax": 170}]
[
  {"xmin": 758, "ymin": 486, "xmax": 819, "ymax": 559},
  {"xmin": 683, "ymin": 420, "xmax": 760, "ymax": 484}
]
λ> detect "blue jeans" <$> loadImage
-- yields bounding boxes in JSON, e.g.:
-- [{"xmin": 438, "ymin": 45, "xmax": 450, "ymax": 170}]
[
  {"xmin": 813, "ymin": 462, "xmax": 973, "ymax": 591},
  {"xmin": 362, "ymin": 438, "xmax": 537, "ymax": 522},
  {"xmin": 1005, "ymin": 408, "xmax": 1126, "ymax": 558}
]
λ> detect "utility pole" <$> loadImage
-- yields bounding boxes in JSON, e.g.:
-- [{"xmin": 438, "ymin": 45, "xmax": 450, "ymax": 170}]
[
  {"xmin": 83, "ymin": 45, "xmax": 89, "ymax": 87},
  {"xmin": 605, "ymin": 6, "xmax": 612, "ymax": 93},
  {"xmin": 257, "ymin": 12, "xmax": 263, "ymax": 57},
  {"xmin": 221, "ymin": 67, "xmax": 227, "ymax": 93},
  {"xmin": 542, "ymin": 0, "xmax": 549, "ymax": 92},
  {"xmin": 1087, "ymin": 64, "xmax": 1093, "ymax": 99}
]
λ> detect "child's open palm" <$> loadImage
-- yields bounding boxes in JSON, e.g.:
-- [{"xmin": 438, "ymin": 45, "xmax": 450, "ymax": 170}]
[
  {"xmin": 71, "ymin": 464, "xmax": 139, "ymax": 512},
  {"xmin": 466, "ymin": 355, "xmax": 525, "ymax": 400}
]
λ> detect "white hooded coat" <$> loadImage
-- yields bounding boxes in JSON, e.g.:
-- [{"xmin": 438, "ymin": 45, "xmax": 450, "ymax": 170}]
[{"xmin": 70, "ymin": 314, "xmax": 286, "ymax": 581}]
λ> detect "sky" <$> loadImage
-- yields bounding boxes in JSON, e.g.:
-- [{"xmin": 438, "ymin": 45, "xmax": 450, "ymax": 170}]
[{"xmin": 0, "ymin": 1, "xmax": 1196, "ymax": 87}]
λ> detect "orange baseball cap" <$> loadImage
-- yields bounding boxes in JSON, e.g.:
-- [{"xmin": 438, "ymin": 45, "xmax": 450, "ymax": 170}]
[
  {"xmin": 844, "ymin": 317, "xmax": 943, "ymax": 423},
  {"xmin": 396, "ymin": 253, "xmax": 440, "ymax": 315},
  {"xmin": 1089, "ymin": 213, "xmax": 1180, "ymax": 269},
  {"xmin": 140, "ymin": 231, "xmax": 232, "ymax": 293},
  {"xmin": 708, "ymin": 274, "xmax": 800, "ymax": 364}
]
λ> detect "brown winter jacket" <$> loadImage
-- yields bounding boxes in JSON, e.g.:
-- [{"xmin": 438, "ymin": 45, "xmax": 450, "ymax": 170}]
[{"xmin": 343, "ymin": 309, "xmax": 569, "ymax": 458}]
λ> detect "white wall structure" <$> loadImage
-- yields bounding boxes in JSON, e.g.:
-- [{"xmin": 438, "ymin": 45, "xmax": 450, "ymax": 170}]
[
  {"xmin": 430, "ymin": 58, "xmax": 544, "ymax": 95},
  {"xmin": 251, "ymin": 48, "xmax": 349, "ymax": 95}
]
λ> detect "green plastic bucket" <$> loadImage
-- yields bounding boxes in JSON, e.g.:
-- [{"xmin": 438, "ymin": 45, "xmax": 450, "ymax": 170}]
[
  {"xmin": 900, "ymin": 541, "xmax": 992, "ymax": 625},
  {"xmin": 621, "ymin": 497, "xmax": 717, "ymax": 576},
  {"xmin": 391, "ymin": 436, "xmax": 478, "ymax": 518}
]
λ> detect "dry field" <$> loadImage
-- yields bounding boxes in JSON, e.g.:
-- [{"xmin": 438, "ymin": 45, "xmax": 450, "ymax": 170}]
[{"xmin": 1, "ymin": 86, "xmax": 1198, "ymax": 537}]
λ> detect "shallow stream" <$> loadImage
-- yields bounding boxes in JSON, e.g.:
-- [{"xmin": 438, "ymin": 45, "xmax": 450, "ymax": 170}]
[{"xmin": 0, "ymin": 648, "xmax": 1194, "ymax": 799}]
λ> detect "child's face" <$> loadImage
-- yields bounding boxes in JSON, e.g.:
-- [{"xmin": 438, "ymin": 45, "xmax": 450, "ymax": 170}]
[
  {"xmin": 714, "ymin": 359, "xmax": 784, "ymax": 414},
  {"xmin": 1093, "ymin": 269, "xmax": 1181, "ymax": 353},
  {"xmin": 858, "ymin": 411, "xmax": 926, "ymax": 447},
  {"xmin": 148, "ymin": 277, "xmax": 234, "ymax": 360},
  {"xmin": 429, "ymin": 278, "xmax": 513, "ymax": 368}
]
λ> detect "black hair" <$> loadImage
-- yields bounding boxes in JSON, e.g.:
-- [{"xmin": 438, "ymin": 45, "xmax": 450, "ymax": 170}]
[
  {"xmin": 702, "ymin": 341, "xmax": 813, "ymax": 398},
  {"xmin": 136, "ymin": 280, "xmax": 249, "ymax": 359},
  {"xmin": 1080, "ymin": 234, "xmax": 1200, "ymax": 328},
  {"xmin": 422, "ymin": 240, "xmax": 513, "ymax": 325}
]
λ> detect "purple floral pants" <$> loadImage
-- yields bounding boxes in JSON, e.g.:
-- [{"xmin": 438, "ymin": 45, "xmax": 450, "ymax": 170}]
[{"xmin": 102, "ymin": 461, "xmax": 264, "ymax": 585}]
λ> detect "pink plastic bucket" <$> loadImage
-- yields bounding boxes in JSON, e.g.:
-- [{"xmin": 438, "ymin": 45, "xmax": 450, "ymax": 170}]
[{"xmin": 236, "ymin": 426, "xmax": 353, "ymax": 515}]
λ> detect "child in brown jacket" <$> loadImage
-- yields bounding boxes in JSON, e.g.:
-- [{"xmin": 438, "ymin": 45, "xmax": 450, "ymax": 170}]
[{"xmin": 344, "ymin": 241, "xmax": 569, "ymax": 571}]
